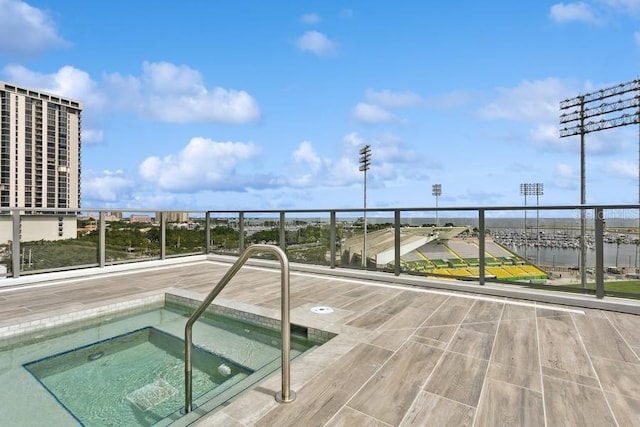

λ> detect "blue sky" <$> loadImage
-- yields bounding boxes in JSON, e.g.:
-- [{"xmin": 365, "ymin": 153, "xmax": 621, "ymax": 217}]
[{"xmin": 1, "ymin": 0, "xmax": 640, "ymax": 212}]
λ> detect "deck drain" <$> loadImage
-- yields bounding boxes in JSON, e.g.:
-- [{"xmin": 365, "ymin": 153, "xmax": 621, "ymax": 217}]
[{"xmin": 310, "ymin": 306, "xmax": 334, "ymax": 314}]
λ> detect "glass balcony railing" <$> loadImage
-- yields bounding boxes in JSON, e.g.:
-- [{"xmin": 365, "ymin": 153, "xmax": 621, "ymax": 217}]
[{"xmin": 0, "ymin": 205, "xmax": 638, "ymax": 302}]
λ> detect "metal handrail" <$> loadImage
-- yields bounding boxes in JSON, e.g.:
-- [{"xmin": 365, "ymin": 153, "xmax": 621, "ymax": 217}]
[{"xmin": 183, "ymin": 244, "xmax": 296, "ymax": 414}]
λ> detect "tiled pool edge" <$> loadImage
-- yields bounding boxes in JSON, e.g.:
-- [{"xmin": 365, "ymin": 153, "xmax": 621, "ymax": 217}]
[
  {"xmin": 0, "ymin": 292, "xmax": 166, "ymax": 348},
  {"xmin": 1, "ymin": 288, "xmax": 336, "ymax": 350},
  {"xmin": 165, "ymin": 290, "xmax": 335, "ymax": 344}
]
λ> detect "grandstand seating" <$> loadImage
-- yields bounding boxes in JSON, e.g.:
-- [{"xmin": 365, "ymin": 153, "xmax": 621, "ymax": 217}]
[{"xmin": 402, "ymin": 238, "xmax": 548, "ymax": 282}]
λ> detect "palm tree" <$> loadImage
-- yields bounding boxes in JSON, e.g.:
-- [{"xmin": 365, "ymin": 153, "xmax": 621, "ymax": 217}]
[{"xmin": 615, "ymin": 237, "xmax": 623, "ymax": 268}]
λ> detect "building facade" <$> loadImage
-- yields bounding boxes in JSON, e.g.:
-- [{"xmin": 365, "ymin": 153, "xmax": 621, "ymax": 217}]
[
  {"xmin": 0, "ymin": 81, "xmax": 82, "ymax": 241},
  {"xmin": 160, "ymin": 211, "xmax": 190, "ymax": 223}
]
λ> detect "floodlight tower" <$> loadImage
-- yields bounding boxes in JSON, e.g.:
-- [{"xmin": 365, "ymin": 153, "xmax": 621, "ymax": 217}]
[
  {"xmin": 520, "ymin": 183, "xmax": 544, "ymax": 263},
  {"xmin": 520, "ymin": 183, "xmax": 531, "ymax": 260},
  {"xmin": 432, "ymin": 184, "xmax": 442, "ymax": 227},
  {"xmin": 359, "ymin": 145, "xmax": 371, "ymax": 268},
  {"xmin": 560, "ymin": 78, "xmax": 640, "ymax": 290}
]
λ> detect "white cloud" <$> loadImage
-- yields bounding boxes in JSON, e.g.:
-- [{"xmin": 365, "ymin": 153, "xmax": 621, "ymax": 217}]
[
  {"xmin": 550, "ymin": 2, "xmax": 598, "ymax": 23},
  {"xmin": 479, "ymin": 78, "xmax": 570, "ymax": 122},
  {"xmin": 607, "ymin": 159, "xmax": 637, "ymax": 178},
  {"xmin": 296, "ymin": 31, "xmax": 336, "ymax": 56},
  {"xmin": 555, "ymin": 163, "xmax": 579, "ymax": 189},
  {"xmin": 352, "ymin": 102, "xmax": 399, "ymax": 124},
  {"xmin": 105, "ymin": 61, "xmax": 261, "ymax": 124},
  {"xmin": 82, "ymin": 129, "xmax": 104, "ymax": 144},
  {"xmin": 352, "ymin": 89, "xmax": 423, "ymax": 125},
  {"xmin": 3, "ymin": 64, "xmax": 108, "ymax": 143},
  {"xmin": 293, "ymin": 141, "xmax": 322, "ymax": 173},
  {"xmin": 138, "ymin": 137, "xmax": 261, "ymax": 192},
  {"xmin": 605, "ymin": 0, "xmax": 640, "ymax": 13},
  {"xmin": 289, "ymin": 141, "xmax": 360, "ymax": 187},
  {"xmin": 0, "ymin": 0, "xmax": 68, "ymax": 57},
  {"xmin": 82, "ymin": 170, "xmax": 134, "ymax": 203},
  {"xmin": 364, "ymin": 89, "xmax": 423, "ymax": 108},
  {"xmin": 3, "ymin": 64, "xmax": 105, "ymax": 109},
  {"xmin": 289, "ymin": 133, "xmax": 429, "ymax": 189},
  {"xmin": 343, "ymin": 132, "xmax": 365, "ymax": 148},
  {"xmin": 301, "ymin": 13, "xmax": 321, "ymax": 24}
]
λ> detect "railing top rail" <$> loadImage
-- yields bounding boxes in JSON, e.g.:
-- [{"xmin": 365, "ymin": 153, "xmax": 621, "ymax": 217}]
[
  {"xmin": 0, "ymin": 203, "xmax": 639, "ymax": 216},
  {"xmin": 205, "ymin": 204, "xmax": 640, "ymax": 215}
]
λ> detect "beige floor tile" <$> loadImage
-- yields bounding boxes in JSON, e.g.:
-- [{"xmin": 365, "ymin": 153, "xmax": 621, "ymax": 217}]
[
  {"xmin": 605, "ymin": 311, "xmax": 640, "ymax": 347},
  {"xmin": 448, "ymin": 328, "xmax": 494, "ymax": 360},
  {"xmin": 501, "ymin": 304, "xmax": 536, "ymax": 320},
  {"xmin": 254, "ymin": 343, "xmax": 392, "ymax": 427},
  {"xmin": 543, "ymin": 376, "xmax": 616, "ymax": 426},
  {"xmin": 475, "ymin": 378, "xmax": 544, "ymax": 427},
  {"xmin": 325, "ymin": 407, "xmax": 391, "ymax": 427},
  {"xmin": 421, "ymin": 300, "xmax": 471, "ymax": 328},
  {"xmin": 413, "ymin": 324, "xmax": 457, "ymax": 343},
  {"xmin": 399, "ymin": 391, "xmax": 474, "ymax": 427},
  {"xmin": 591, "ymin": 356, "xmax": 640, "ymax": 399},
  {"xmin": 460, "ymin": 321, "xmax": 498, "ymax": 335},
  {"xmin": 491, "ymin": 318, "xmax": 538, "ymax": 372},
  {"xmin": 573, "ymin": 315, "xmax": 639, "ymax": 363},
  {"xmin": 462, "ymin": 300, "xmax": 504, "ymax": 324},
  {"xmin": 423, "ymin": 351, "xmax": 488, "ymax": 407},
  {"xmin": 605, "ymin": 391, "xmax": 640, "ymax": 426},
  {"xmin": 538, "ymin": 315, "xmax": 594, "ymax": 377},
  {"xmin": 487, "ymin": 362, "xmax": 541, "ymax": 392},
  {"xmin": 348, "ymin": 341, "xmax": 444, "ymax": 425}
]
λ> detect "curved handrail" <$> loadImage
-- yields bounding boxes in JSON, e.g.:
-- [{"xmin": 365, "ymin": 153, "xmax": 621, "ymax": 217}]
[{"xmin": 183, "ymin": 244, "xmax": 295, "ymax": 414}]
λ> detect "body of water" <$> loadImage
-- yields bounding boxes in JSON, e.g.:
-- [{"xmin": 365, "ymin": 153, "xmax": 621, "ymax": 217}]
[{"xmin": 513, "ymin": 243, "xmax": 640, "ymax": 269}]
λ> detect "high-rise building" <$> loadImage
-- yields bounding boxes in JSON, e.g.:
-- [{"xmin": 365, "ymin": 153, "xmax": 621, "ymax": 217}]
[
  {"xmin": 0, "ymin": 81, "xmax": 82, "ymax": 210},
  {"xmin": 0, "ymin": 81, "xmax": 82, "ymax": 241}
]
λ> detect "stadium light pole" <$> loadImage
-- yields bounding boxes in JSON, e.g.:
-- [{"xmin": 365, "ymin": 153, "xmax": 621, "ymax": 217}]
[
  {"xmin": 521, "ymin": 183, "xmax": 544, "ymax": 265},
  {"xmin": 432, "ymin": 184, "xmax": 442, "ymax": 227},
  {"xmin": 520, "ymin": 183, "xmax": 530, "ymax": 260},
  {"xmin": 560, "ymin": 78, "xmax": 640, "ymax": 291},
  {"xmin": 359, "ymin": 145, "xmax": 371, "ymax": 268}
]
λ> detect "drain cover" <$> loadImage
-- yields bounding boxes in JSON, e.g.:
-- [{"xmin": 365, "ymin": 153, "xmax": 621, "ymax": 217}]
[
  {"xmin": 126, "ymin": 379, "xmax": 177, "ymax": 411},
  {"xmin": 310, "ymin": 306, "xmax": 334, "ymax": 314}
]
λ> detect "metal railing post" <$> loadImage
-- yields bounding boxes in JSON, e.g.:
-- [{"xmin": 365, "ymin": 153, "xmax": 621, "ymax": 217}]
[
  {"xmin": 595, "ymin": 207, "xmax": 605, "ymax": 298},
  {"xmin": 11, "ymin": 210, "xmax": 20, "ymax": 278},
  {"xmin": 205, "ymin": 212, "xmax": 211, "ymax": 254},
  {"xmin": 394, "ymin": 210, "xmax": 401, "ymax": 276},
  {"xmin": 99, "ymin": 211, "xmax": 106, "ymax": 267},
  {"xmin": 479, "ymin": 209, "xmax": 486, "ymax": 285},
  {"xmin": 160, "ymin": 211, "xmax": 166, "ymax": 260},
  {"xmin": 330, "ymin": 211, "xmax": 336, "ymax": 268},
  {"xmin": 279, "ymin": 211, "xmax": 286, "ymax": 249},
  {"xmin": 239, "ymin": 212, "xmax": 245, "ymax": 252}
]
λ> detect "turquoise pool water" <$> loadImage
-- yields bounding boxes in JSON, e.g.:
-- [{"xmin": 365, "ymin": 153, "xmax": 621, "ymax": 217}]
[
  {"xmin": 25, "ymin": 327, "xmax": 252, "ymax": 426},
  {"xmin": 0, "ymin": 296, "xmax": 329, "ymax": 426}
]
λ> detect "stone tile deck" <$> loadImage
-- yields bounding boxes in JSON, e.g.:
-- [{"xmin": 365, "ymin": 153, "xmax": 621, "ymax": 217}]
[{"xmin": 1, "ymin": 257, "xmax": 640, "ymax": 426}]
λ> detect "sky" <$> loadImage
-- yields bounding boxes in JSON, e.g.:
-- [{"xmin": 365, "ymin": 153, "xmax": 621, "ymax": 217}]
[{"xmin": 1, "ymin": 0, "xmax": 640, "ymax": 213}]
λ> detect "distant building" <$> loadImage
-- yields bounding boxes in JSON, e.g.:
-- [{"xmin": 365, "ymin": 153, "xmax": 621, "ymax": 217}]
[
  {"xmin": 160, "ymin": 211, "xmax": 189, "ymax": 223},
  {"xmin": 130, "ymin": 215, "xmax": 152, "ymax": 224},
  {"xmin": 0, "ymin": 81, "xmax": 83, "ymax": 242},
  {"xmin": 106, "ymin": 211, "xmax": 123, "ymax": 220}
]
